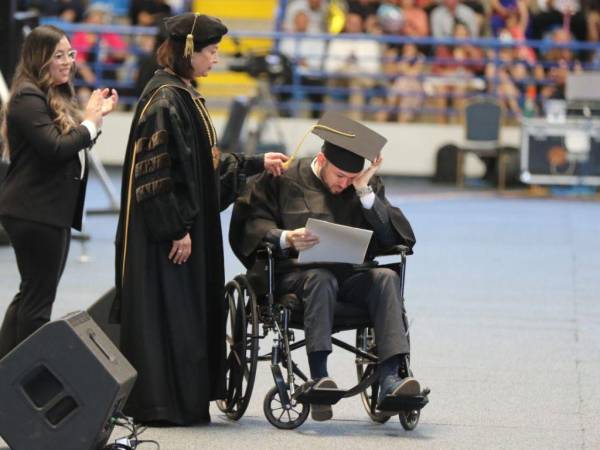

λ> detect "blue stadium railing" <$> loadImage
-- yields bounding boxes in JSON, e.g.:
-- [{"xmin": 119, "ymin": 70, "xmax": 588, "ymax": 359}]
[{"xmin": 41, "ymin": 19, "xmax": 600, "ymax": 119}]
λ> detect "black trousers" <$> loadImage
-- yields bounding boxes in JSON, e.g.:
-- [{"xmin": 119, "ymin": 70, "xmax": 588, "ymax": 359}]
[
  {"xmin": 277, "ymin": 267, "xmax": 410, "ymax": 362},
  {"xmin": 0, "ymin": 216, "xmax": 70, "ymax": 358}
]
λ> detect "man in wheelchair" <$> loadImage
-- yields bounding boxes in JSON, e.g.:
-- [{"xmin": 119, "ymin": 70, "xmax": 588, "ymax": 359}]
[{"xmin": 230, "ymin": 112, "xmax": 421, "ymax": 421}]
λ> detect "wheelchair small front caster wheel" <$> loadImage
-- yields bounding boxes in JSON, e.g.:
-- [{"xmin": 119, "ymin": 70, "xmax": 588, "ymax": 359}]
[
  {"xmin": 399, "ymin": 409, "xmax": 420, "ymax": 430},
  {"xmin": 263, "ymin": 386, "xmax": 309, "ymax": 430}
]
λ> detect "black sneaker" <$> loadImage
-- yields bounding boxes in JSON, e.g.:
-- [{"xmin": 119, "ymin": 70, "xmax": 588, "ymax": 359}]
[
  {"xmin": 377, "ymin": 375, "xmax": 420, "ymax": 408},
  {"xmin": 310, "ymin": 377, "xmax": 337, "ymax": 421}
]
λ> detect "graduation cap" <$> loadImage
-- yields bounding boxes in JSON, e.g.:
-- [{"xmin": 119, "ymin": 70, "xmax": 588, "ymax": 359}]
[
  {"xmin": 283, "ymin": 112, "xmax": 387, "ymax": 172},
  {"xmin": 314, "ymin": 112, "xmax": 387, "ymax": 172},
  {"xmin": 164, "ymin": 13, "xmax": 228, "ymax": 58}
]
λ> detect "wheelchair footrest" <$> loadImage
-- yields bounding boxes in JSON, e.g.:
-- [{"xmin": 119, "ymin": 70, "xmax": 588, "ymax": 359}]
[
  {"xmin": 377, "ymin": 393, "xmax": 429, "ymax": 412},
  {"xmin": 292, "ymin": 384, "xmax": 346, "ymax": 405}
]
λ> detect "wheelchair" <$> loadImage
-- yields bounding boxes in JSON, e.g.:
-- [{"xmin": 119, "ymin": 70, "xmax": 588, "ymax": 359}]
[{"xmin": 216, "ymin": 244, "xmax": 430, "ymax": 430}]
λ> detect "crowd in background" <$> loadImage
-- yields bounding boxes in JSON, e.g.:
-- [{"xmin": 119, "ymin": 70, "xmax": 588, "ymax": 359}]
[
  {"xmin": 15, "ymin": 0, "xmax": 183, "ymax": 105},
  {"xmin": 279, "ymin": 0, "xmax": 600, "ymax": 122},
  {"xmin": 16, "ymin": 0, "xmax": 182, "ymax": 24},
  {"xmin": 13, "ymin": 0, "xmax": 600, "ymax": 122}
]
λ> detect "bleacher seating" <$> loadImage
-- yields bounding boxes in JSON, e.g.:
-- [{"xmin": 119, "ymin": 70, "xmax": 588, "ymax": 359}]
[
  {"xmin": 192, "ymin": 0, "xmax": 279, "ymax": 100},
  {"xmin": 35, "ymin": 0, "xmax": 600, "ymax": 121}
]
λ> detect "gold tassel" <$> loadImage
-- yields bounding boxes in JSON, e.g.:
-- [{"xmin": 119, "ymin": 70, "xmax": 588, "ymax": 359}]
[
  {"xmin": 184, "ymin": 33, "xmax": 194, "ymax": 58},
  {"xmin": 184, "ymin": 14, "xmax": 199, "ymax": 58}
]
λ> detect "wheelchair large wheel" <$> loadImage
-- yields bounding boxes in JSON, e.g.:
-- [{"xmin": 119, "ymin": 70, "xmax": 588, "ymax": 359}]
[
  {"xmin": 217, "ymin": 277, "xmax": 259, "ymax": 420},
  {"xmin": 263, "ymin": 386, "xmax": 309, "ymax": 430},
  {"xmin": 356, "ymin": 327, "xmax": 391, "ymax": 424}
]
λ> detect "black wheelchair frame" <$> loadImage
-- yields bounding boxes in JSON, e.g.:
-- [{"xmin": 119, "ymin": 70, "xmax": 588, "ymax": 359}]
[{"xmin": 216, "ymin": 244, "xmax": 429, "ymax": 430}]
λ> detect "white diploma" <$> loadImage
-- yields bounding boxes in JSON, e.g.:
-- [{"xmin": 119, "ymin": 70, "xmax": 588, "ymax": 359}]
[{"xmin": 298, "ymin": 218, "xmax": 373, "ymax": 264}]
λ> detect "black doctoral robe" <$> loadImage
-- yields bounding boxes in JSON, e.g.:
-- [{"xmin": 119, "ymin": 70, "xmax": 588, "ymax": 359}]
[
  {"xmin": 111, "ymin": 70, "xmax": 263, "ymax": 425},
  {"xmin": 229, "ymin": 157, "xmax": 416, "ymax": 269}
]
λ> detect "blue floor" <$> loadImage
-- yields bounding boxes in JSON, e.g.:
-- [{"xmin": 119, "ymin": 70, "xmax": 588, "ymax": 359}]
[{"xmin": 1, "ymin": 169, "xmax": 599, "ymax": 449}]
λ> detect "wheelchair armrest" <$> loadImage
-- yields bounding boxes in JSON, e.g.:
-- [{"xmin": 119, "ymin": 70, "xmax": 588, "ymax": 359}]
[
  {"xmin": 255, "ymin": 242, "xmax": 277, "ymax": 259},
  {"xmin": 373, "ymin": 245, "xmax": 413, "ymax": 257}
]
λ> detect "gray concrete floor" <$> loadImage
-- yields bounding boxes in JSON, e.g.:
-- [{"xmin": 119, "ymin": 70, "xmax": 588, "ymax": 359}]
[{"xmin": 1, "ymin": 173, "xmax": 599, "ymax": 449}]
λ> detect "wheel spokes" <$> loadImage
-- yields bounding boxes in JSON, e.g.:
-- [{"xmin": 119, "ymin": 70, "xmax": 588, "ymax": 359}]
[{"xmin": 222, "ymin": 280, "xmax": 259, "ymax": 420}]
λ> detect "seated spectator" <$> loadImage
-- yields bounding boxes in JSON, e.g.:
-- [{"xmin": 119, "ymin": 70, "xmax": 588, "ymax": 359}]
[
  {"xmin": 128, "ymin": 0, "xmax": 171, "ymax": 94},
  {"xmin": 462, "ymin": 0, "xmax": 487, "ymax": 36},
  {"xmin": 491, "ymin": 0, "xmax": 521, "ymax": 36},
  {"xmin": 348, "ymin": 0, "xmax": 381, "ymax": 21},
  {"xmin": 531, "ymin": 0, "xmax": 587, "ymax": 42},
  {"xmin": 325, "ymin": 13, "xmax": 385, "ymax": 120},
  {"xmin": 400, "ymin": 0, "xmax": 429, "ymax": 37},
  {"xmin": 72, "ymin": 3, "xmax": 128, "ymax": 103},
  {"xmin": 284, "ymin": 0, "xmax": 328, "ymax": 33},
  {"xmin": 349, "ymin": 0, "xmax": 383, "ymax": 32},
  {"xmin": 386, "ymin": 43, "xmax": 427, "ymax": 122},
  {"xmin": 428, "ymin": 21, "xmax": 485, "ymax": 122},
  {"xmin": 279, "ymin": 10, "xmax": 328, "ymax": 118},
  {"xmin": 133, "ymin": 21, "xmax": 168, "ymax": 100},
  {"xmin": 588, "ymin": 0, "xmax": 600, "ymax": 63},
  {"xmin": 56, "ymin": 0, "xmax": 86, "ymax": 23},
  {"xmin": 18, "ymin": 0, "xmax": 84, "ymax": 19},
  {"xmin": 381, "ymin": 0, "xmax": 428, "ymax": 115},
  {"xmin": 485, "ymin": 31, "xmax": 532, "ymax": 117},
  {"xmin": 589, "ymin": 0, "xmax": 600, "ymax": 37},
  {"xmin": 536, "ymin": 28, "xmax": 582, "ymax": 101},
  {"xmin": 417, "ymin": 0, "xmax": 437, "ymax": 12},
  {"xmin": 430, "ymin": 0, "xmax": 480, "ymax": 38},
  {"xmin": 504, "ymin": 0, "xmax": 536, "ymax": 64},
  {"xmin": 129, "ymin": 0, "xmax": 172, "ymax": 26},
  {"xmin": 376, "ymin": 0, "xmax": 405, "ymax": 34}
]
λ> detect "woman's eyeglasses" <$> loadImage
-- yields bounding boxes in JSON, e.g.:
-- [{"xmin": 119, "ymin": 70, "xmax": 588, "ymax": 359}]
[{"xmin": 53, "ymin": 50, "xmax": 78, "ymax": 62}]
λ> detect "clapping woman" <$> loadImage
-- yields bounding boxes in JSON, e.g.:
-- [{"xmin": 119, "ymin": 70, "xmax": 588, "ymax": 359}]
[{"xmin": 0, "ymin": 25, "xmax": 118, "ymax": 358}]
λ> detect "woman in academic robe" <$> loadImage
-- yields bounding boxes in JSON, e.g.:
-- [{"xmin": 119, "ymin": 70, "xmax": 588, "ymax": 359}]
[{"xmin": 111, "ymin": 13, "xmax": 287, "ymax": 425}]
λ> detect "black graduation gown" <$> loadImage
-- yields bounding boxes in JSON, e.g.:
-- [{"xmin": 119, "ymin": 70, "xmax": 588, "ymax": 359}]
[
  {"xmin": 229, "ymin": 157, "xmax": 416, "ymax": 269},
  {"xmin": 111, "ymin": 70, "xmax": 263, "ymax": 425}
]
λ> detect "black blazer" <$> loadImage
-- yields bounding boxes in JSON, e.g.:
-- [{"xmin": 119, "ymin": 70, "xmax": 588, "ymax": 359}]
[{"xmin": 0, "ymin": 83, "xmax": 92, "ymax": 230}]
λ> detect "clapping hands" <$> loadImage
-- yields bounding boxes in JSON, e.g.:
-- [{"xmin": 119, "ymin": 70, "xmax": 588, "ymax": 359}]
[
  {"xmin": 100, "ymin": 88, "xmax": 119, "ymax": 116},
  {"xmin": 83, "ymin": 88, "xmax": 119, "ymax": 129}
]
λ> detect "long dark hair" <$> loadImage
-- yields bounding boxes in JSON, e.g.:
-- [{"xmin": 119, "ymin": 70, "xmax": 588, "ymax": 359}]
[
  {"xmin": 1, "ymin": 25, "xmax": 81, "ymax": 160},
  {"xmin": 156, "ymin": 38, "xmax": 195, "ymax": 80}
]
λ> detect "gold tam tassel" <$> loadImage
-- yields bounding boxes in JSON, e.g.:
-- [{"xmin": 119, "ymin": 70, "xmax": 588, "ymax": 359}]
[
  {"xmin": 184, "ymin": 14, "xmax": 199, "ymax": 58},
  {"xmin": 184, "ymin": 33, "xmax": 194, "ymax": 57}
]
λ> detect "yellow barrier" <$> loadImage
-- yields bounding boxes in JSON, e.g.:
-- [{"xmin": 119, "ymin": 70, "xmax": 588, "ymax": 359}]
[
  {"xmin": 196, "ymin": 71, "xmax": 257, "ymax": 98},
  {"xmin": 192, "ymin": 0, "xmax": 278, "ymax": 20},
  {"xmin": 218, "ymin": 36, "xmax": 272, "ymax": 55}
]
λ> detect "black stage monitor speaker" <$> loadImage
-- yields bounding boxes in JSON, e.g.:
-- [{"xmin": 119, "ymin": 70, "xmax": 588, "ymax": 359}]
[
  {"xmin": 87, "ymin": 287, "xmax": 120, "ymax": 348},
  {"xmin": 0, "ymin": 311, "xmax": 137, "ymax": 450}
]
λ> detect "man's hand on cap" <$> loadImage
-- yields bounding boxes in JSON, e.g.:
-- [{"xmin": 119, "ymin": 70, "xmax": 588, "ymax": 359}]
[{"xmin": 352, "ymin": 155, "xmax": 383, "ymax": 190}]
